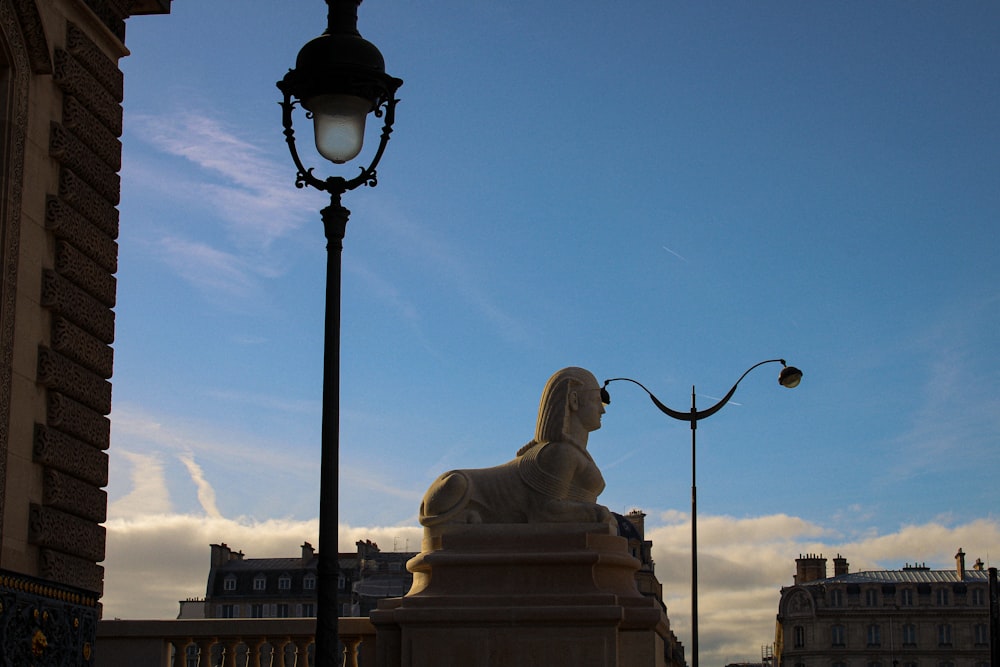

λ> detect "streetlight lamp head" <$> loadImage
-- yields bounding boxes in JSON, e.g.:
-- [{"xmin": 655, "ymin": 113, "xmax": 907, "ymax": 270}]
[
  {"xmin": 279, "ymin": 0, "xmax": 403, "ymax": 165},
  {"xmin": 308, "ymin": 93, "xmax": 372, "ymax": 164},
  {"xmin": 600, "ymin": 383, "xmax": 611, "ymax": 406},
  {"xmin": 778, "ymin": 363, "xmax": 803, "ymax": 388}
]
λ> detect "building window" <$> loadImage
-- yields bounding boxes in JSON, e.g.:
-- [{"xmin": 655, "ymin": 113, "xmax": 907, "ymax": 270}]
[
  {"xmin": 253, "ymin": 574, "xmax": 266, "ymax": 591},
  {"xmin": 902, "ymin": 623, "xmax": 917, "ymax": 646},
  {"xmin": 829, "ymin": 589, "xmax": 844, "ymax": 607},
  {"xmin": 831, "ymin": 625, "xmax": 846, "ymax": 647},
  {"xmin": 278, "ymin": 574, "xmax": 291, "ymax": 590},
  {"xmin": 867, "ymin": 624, "xmax": 881, "ymax": 647},
  {"xmin": 935, "ymin": 588, "xmax": 949, "ymax": 606},
  {"xmin": 974, "ymin": 623, "xmax": 988, "ymax": 645},
  {"xmin": 901, "ymin": 588, "xmax": 914, "ymax": 606},
  {"xmin": 937, "ymin": 624, "xmax": 952, "ymax": 646},
  {"xmin": 251, "ymin": 604, "xmax": 264, "ymax": 618},
  {"xmin": 793, "ymin": 626, "xmax": 805, "ymax": 648},
  {"xmin": 338, "ymin": 573, "xmax": 346, "ymax": 590},
  {"xmin": 865, "ymin": 588, "xmax": 879, "ymax": 606},
  {"xmin": 223, "ymin": 575, "xmax": 236, "ymax": 591},
  {"xmin": 219, "ymin": 604, "xmax": 235, "ymax": 618},
  {"xmin": 302, "ymin": 603, "xmax": 316, "ymax": 616},
  {"xmin": 304, "ymin": 574, "xmax": 316, "ymax": 590},
  {"xmin": 972, "ymin": 588, "xmax": 985, "ymax": 605},
  {"xmin": 277, "ymin": 603, "xmax": 289, "ymax": 618}
]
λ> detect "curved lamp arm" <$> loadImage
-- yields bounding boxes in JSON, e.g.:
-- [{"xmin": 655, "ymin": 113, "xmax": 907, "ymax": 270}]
[{"xmin": 604, "ymin": 358, "xmax": 801, "ymax": 424}]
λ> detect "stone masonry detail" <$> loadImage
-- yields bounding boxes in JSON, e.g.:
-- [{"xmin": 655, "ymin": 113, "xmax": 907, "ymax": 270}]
[{"xmin": 29, "ymin": 19, "xmax": 125, "ymax": 596}]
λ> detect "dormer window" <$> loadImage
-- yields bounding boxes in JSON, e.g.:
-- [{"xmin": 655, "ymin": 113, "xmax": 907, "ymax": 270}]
[
  {"xmin": 253, "ymin": 574, "xmax": 266, "ymax": 591},
  {"xmin": 304, "ymin": 574, "xmax": 317, "ymax": 590},
  {"xmin": 223, "ymin": 575, "xmax": 237, "ymax": 591},
  {"xmin": 278, "ymin": 574, "xmax": 291, "ymax": 590}
]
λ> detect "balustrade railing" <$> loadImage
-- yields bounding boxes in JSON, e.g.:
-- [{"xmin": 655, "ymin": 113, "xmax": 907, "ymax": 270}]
[{"xmin": 96, "ymin": 617, "xmax": 375, "ymax": 667}]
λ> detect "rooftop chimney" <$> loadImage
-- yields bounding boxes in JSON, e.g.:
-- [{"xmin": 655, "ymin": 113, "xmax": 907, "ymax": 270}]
[
  {"xmin": 956, "ymin": 548, "xmax": 966, "ymax": 580},
  {"xmin": 302, "ymin": 541, "xmax": 315, "ymax": 564},
  {"xmin": 210, "ymin": 543, "xmax": 232, "ymax": 568},
  {"xmin": 974, "ymin": 558, "xmax": 985, "ymax": 571},
  {"xmin": 833, "ymin": 554, "xmax": 849, "ymax": 577},
  {"xmin": 627, "ymin": 509, "xmax": 647, "ymax": 539},
  {"xmin": 795, "ymin": 554, "xmax": 828, "ymax": 584}
]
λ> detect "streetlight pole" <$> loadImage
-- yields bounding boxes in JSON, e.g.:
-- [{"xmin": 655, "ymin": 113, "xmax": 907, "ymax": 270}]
[
  {"xmin": 603, "ymin": 359, "xmax": 802, "ymax": 667},
  {"xmin": 278, "ymin": 2, "xmax": 402, "ymax": 665},
  {"xmin": 690, "ymin": 384, "xmax": 699, "ymax": 667}
]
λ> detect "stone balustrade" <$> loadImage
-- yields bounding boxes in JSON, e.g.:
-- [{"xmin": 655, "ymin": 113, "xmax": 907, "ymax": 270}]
[{"xmin": 95, "ymin": 617, "xmax": 375, "ymax": 667}]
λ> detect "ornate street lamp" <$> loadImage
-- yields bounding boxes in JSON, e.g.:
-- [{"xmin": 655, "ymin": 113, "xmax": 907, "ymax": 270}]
[
  {"xmin": 603, "ymin": 359, "xmax": 802, "ymax": 667},
  {"xmin": 277, "ymin": 2, "xmax": 402, "ymax": 665}
]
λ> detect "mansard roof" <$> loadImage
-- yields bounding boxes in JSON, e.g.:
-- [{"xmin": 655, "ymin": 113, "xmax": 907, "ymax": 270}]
[
  {"xmin": 806, "ymin": 568, "xmax": 989, "ymax": 585},
  {"xmin": 216, "ymin": 557, "xmax": 316, "ymax": 572}
]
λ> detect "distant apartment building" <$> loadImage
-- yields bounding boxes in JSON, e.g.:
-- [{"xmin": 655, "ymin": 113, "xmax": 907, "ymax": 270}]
[
  {"xmin": 776, "ymin": 549, "xmax": 994, "ymax": 667},
  {"xmin": 191, "ymin": 512, "xmax": 688, "ymax": 667},
  {"xmin": 618, "ymin": 509, "xmax": 688, "ymax": 667},
  {"xmin": 195, "ymin": 540, "xmax": 415, "ymax": 619}
]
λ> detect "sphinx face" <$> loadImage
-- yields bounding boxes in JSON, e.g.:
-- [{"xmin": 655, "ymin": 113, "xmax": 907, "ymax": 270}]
[{"xmin": 574, "ymin": 383, "xmax": 606, "ymax": 433}]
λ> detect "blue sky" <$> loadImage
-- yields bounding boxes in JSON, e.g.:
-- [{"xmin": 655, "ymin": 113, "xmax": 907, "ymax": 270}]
[{"xmin": 102, "ymin": 2, "xmax": 1000, "ymax": 663}]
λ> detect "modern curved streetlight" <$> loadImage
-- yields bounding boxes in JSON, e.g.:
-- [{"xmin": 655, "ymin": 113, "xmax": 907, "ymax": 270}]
[
  {"xmin": 603, "ymin": 359, "xmax": 802, "ymax": 667},
  {"xmin": 277, "ymin": 2, "xmax": 402, "ymax": 665}
]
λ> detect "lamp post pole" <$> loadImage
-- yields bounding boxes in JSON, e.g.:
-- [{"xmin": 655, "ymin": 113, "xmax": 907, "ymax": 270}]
[
  {"xmin": 319, "ymin": 196, "xmax": 347, "ymax": 666},
  {"xmin": 603, "ymin": 359, "xmax": 802, "ymax": 667},
  {"xmin": 690, "ymin": 385, "xmax": 699, "ymax": 667},
  {"xmin": 278, "ymin": 2, "xmax": 401, "ymax": 665}
]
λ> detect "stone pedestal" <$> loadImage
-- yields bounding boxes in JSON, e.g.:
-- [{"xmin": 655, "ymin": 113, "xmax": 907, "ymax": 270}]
[{"xmin": 371, "ymin": 523, "xmax": 669, "ymax": 667}]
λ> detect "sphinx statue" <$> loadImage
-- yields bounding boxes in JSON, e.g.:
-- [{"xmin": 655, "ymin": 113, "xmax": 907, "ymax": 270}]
[{"xmin": 419, "ymin": 367, "xmax": 611, "ymax": 526}]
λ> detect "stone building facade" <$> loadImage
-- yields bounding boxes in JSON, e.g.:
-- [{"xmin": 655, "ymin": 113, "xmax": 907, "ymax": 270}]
[
  {"xmin": 195, "ymin": 515, "xmax": 688, "ymax": 667},
  {"xmin": 0, "ymin": 0, "xmax": 169, "ymax": 663},
  {"xmin": 198, "ymin": 540, "xmax": 417, "ymax": 621},
  {"xmin": 618, "ymin": 509, "xmax": 687, "ymax": 667},
  {"xmin": 776, "ymin": 550, "xmax": 993, "ymax": 667}
]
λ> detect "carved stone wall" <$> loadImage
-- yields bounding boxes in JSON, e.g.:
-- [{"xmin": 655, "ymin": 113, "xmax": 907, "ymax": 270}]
[
  {"xmin": 0, "ymin": 0, "xmax": 34, "ymax": 555},
  {"xmin": 24, "ymin": 16, "xmax": 127, "ymax": 597},
  {"xmin": 0, "ymin": 3, "xmax": 169, "ymax": 665}
]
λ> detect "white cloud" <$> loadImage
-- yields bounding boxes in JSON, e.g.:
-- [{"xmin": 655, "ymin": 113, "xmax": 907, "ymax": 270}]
[
  {"xmin": 111, "ymin": 403, "xmax": 314, "ymax": 473},
  {"xmin": 201, "ymin": 389, "xmax": 320, "ymax": 416},
  {"xmin": 100, "ymin": 468, "xmax": 999, "ymax": 667},
  {"xmin": 646, "ymin": 514, "xmax": 1000, "ymax": 665},
  {"xmin": 131, "ymin": 110, "xmax": 320, "ymax": 247},
  {"xmin": 886, "ymin": 296, "xmax": 1000, "ymax": 481},
  {"xmin": 124, "ymin": 109, "xmax": 330, "ymax": 304},
  {"xmin": 129, "ymin": 108, "xmax": 526, "ymax": 336},
  {"xmin": 106, "ymin": 451, "xmax": 172, "ymax": 518},
  {"xmin": 349, "ymin": 196, "xmax": 528, "ymax": 344},
  {"xmin": 101, "ymin": 514, "xmax": 421, "ymax": 620},
  {"xmin": 178, "ymin": 453, "xmax": 223, "ymax": 519},
  {"xmin": 155, "ymin": 235, "xmax": 259, "ymax": 299}
]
